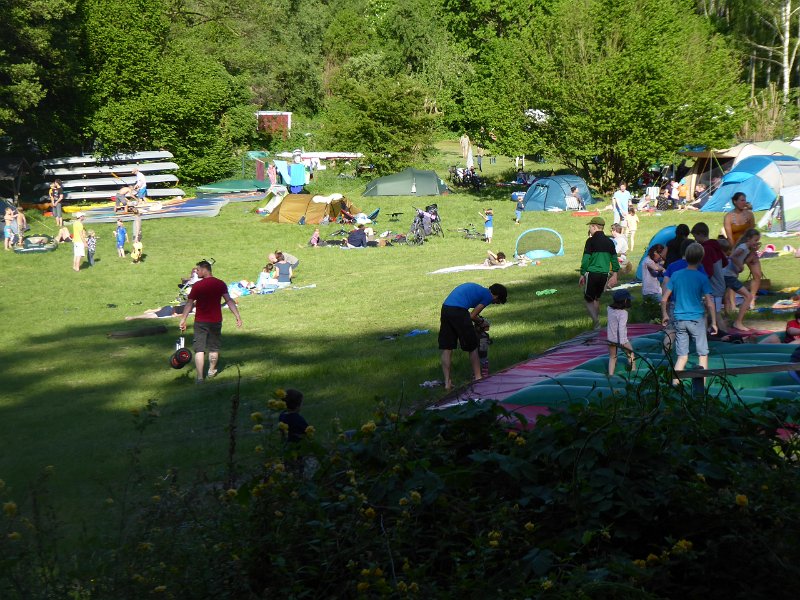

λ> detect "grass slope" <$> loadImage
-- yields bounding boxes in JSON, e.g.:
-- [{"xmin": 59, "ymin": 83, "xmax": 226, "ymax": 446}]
[{"xmin": 1, "ymin": 140, "xmax": 797, "ymax": 531}]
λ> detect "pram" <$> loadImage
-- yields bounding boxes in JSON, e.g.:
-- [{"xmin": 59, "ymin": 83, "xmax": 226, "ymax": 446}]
[{"xmin": 407, "ymin": 206, "xmax": 443, "ymax": 246}]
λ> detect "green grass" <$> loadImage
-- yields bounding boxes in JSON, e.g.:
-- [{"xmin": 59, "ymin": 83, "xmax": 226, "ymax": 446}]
[{"xmin": 2, "ymin": 140, "xmax": 798, "ymax": 534}]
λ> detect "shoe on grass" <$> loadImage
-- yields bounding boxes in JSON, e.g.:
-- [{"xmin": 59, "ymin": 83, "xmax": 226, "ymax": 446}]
[{"xmin": 207, "ymin": 368, "xmax": 218, "ymax": 378}]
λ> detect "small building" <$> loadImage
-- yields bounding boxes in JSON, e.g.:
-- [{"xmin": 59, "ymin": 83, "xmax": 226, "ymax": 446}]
[{"xmin": 256, "ymin": 111, "xmax": 292, "ymax": 138}]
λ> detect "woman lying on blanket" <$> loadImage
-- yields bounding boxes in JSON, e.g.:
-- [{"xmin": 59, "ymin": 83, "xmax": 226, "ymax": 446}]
[
  {"xmin": 484, "ymin": 250, "xmax": 507, "ymax": 266},
  {"xmin": 125, "ymin": 303, "xmax": 189, "ymax": 320}
]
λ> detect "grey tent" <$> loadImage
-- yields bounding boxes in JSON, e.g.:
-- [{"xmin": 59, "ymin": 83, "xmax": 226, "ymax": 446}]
[{"xmin": 362, "ymin": 168, "xmax": 449, "ymax": 197}]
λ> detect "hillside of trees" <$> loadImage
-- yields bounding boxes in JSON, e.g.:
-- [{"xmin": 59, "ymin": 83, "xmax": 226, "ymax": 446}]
[{"xmin": 2, "ymin": 0, "xmax": 799, "ymax": 187}]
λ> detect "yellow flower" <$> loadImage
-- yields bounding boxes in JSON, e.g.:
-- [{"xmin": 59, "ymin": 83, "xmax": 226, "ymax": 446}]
[
  {"xmin": 132, "ymin": 574, "xmax": 146, "ymax": 583},
  {"xmin": 254, "ymin": 445, "xmax": 264, "ymax": 454},
  {"xmin": 305, "ymin": 425, "xmax": 316, "ymax": 437},
  {"xmin": 252, "ymin": 424, "xmax": 264, "ymax": 433},
  {"xmin": 524, "ymin": 521, "xmax": 535, "ymax": 532},
  {"xmin": 278, "ymin": 422, "xmax": 289, "ymax": 433},
  {"xmin": 250, "ymin": 411, "xmax": 264, "ymax": 422},
  {"xmin": 151, "ymin": 495, "xmax": 161, "ymax": 503},
  {"xmin": 267, "ymin": 399, "xmax": 287, "ymax": 411},
  {"xmin": 389, "ymin": 413, "xmax": 399, "ymax": 422},
  {"xmin": 3, "ymin": 501, "xmax": 17, "ymax": 517},
  {"xmin": 274, "ymin": 463, "xmax": 285, "ymax": 473},
  {"xmin": 363, "ymin": 507, "xmax": 376, "ymax": 519},
  {"xmin": 360, "ymin": 568, "xmax": 371, "ymax": 576},
  {"xmin": 736, "ymin": 494, "xmax": 749, "ymax": 507},
  {"xmin": 153, "ymin": 586, "xmax": 166, "ymax": 593},
  {"xmin": 396, "ymin": 581, "xmax": 408, "ymax": 592},
  {"xmin": 356, "ymin": 581, "xmax": 370, "ymax": 592},
  {"xmin": 633, "ymin": 559, "xmax": 646, "ymax": 569},
  {"xmin": 646, "ymin": 553, "xmax": 659, "ymax": 566},
  {"xmin": 489, "ymin": 540, "xmax": 499, "ymax": 547},
  {"xmin": 515, "ymin": 436, "xmax": 527, "ymax": 446},
  {"xmin": 696, "ymin": 473, "xmax": 706, "ymax": 483},
  {"xmin": 7, "ymin": 531, "xmax": 21, "ymax": 541},
  {"xmin": 104, "ymin": 498, "xmax": 115, "ymax": 506},
  {"xmin": 408, "ymin": 582, "xmax": 419, "ymax": 593},
  {"xmin": 541, "ymin": 579, "xmax": 553, "ymax": 590},
  {"xmin": 274, "ymin": 388, "xmax": 287, "ymax": 399},
  {"xmin": 399, "ymin": 497, "xmax": 409, "ymax": 506},
  {"xmin": 672, "ymin": 539, "xmax": 693, "ymax": 554},
  {"xmin": 398, "ymin": 447, "xmax": 408, "ymax": 457},
  {"xmin": 488, "ymin": 530, "xmax": 502, "ymax": 540},
  {"xmin": 361, "ymin": 421, "xmax": 377, "ymax": 434},
  {"xmin": 392, "ymin": 464, "xmax": 402, "ymax": 474},
  {"xmin": 373, "ymin": 567, "xmax": 383, "ymax": 577},
  {"xmin": 226, "ymin": 488, "xmax": 238, "ymax": 498},
  {"xmin": 507, "ymin": 430, "xmax": 518, "ymax": 439},
  {"xmin": 409, "ymin": 491, "xmax": 421, "ymax": 504},
  {"xmin": 274, "ymin": 511, "xmax": 284, "ymax": 518}
]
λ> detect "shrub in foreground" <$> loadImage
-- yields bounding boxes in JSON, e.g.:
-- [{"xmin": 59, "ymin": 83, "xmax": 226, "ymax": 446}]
[{"xmin": 3, "ymin": 384, "xmax": 800, "ymax": 598}]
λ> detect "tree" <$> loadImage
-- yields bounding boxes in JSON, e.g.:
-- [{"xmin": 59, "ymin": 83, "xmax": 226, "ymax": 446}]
[
  {"xmin": 0, "ymin": 0, "xmax": 82, "ymax": 150},
  {"xmin": 508, "ymin": 0, "xmax": 745, "ymax": 189},
  {"xmin": 323, "ymin": 74, "xmax": 436, "ymax": 173}
]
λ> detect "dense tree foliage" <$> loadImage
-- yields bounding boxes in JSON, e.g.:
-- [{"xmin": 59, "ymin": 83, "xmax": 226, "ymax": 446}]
[{"xmin": 0, "ymin": 0, "xmax": 791, "ymax": 186}]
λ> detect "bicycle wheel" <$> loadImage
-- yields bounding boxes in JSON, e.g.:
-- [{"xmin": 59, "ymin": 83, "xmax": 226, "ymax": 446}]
[{"xmin": 432, "ymin": 221, "xmax": 444, "ymax": 237}]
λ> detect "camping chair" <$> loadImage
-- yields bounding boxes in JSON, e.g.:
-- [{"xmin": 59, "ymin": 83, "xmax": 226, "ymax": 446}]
[
  {"xmin": 366, "ymin": 208, "xmax": 380, "ymax": 224},
  {"xmin": 565, "ymin": 195, "xmax": 583, "ymax": 211}
]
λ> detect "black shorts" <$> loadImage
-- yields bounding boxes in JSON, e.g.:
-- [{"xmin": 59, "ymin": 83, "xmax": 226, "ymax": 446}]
[
  {"xmin": 438, "ymin": 306, "xmax": 479, "ymax": 352},
  {"xmin": 584, "ymin": 272, "xmax": 609, "ymax": 302},
  {"xmin": 194, "ymin": 321, "xmax": 222, "ymax": 353}
]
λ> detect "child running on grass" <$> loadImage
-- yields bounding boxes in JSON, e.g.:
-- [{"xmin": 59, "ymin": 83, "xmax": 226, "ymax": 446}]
[
  {"xmin": 607, "ymin": 289, "xmax": 635, "ymax": 375},
  {"xmin": 661, "ymin": 242, "xmax": 718, "ymax": 387},
  {"xmin": 626, "ymin": 206, "xmax": 639, "ymax": 251}
]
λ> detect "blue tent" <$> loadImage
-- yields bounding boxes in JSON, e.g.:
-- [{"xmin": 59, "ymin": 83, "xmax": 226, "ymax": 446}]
[
  {"xmin": 522, "ymin": 175, "xmax": 593, "ymax": 211},
  {"xmin": 701, "ymin": 155, "xmax": 800, "ymax": 212}
]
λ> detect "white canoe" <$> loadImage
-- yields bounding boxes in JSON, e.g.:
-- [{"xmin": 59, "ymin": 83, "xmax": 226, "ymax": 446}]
[
  {"xmin": 43, "ymin": 161, "xmax": 179, "ymax": 177},
  {"xmin": 35, "ymin": 151, "xmax": 174, "ymax": 168},
  {"xmin": 64, "ymin": 188, "xmax": 185, "ymax": 201},
  {"xmin": 36, "ymin": 174, "xmax": 179, "ymax": 190}
]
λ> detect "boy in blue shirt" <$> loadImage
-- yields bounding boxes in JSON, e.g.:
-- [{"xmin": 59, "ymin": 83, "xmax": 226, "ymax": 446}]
[
  {"xmin": 660, "ymin": 242, "xmax": 718, "ymax": 386},
  {"xmin": 439, "ymin": 282, "xmax": 507, "ymax": 390},
  {"xmin": 480, "ymin": 208, "xmax": 494, "ymax": 243},
  {"xmin": 115, "ymin": 219, "xmax": 128, "ymax": 258}
]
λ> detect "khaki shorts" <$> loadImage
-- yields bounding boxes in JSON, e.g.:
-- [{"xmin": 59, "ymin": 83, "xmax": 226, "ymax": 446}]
[{"xmin": 193, "ymin": 321, "xmax": 222, "ymax": 353}]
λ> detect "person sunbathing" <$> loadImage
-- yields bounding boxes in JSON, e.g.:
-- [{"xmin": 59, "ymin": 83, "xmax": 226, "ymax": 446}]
[
  {"xmin": 53, "ymin": 226, "xmax": 72, "ymax": 243},
  {"xmin": 125, "ymin": 303, "xmax": 189, "ymax": 320},
  {"xmin": 484, "ymin": 250, "xmax": 507, "ymax": 266}
]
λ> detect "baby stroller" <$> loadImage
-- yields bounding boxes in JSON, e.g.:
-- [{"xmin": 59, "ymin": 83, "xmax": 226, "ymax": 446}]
[
  {"xmin": 425, "ymin": 204, "xmax": 444, "ymax": 237},
  {"xmin": 407, "ymin": 207, "xmax": 431, "ymax": 246}
]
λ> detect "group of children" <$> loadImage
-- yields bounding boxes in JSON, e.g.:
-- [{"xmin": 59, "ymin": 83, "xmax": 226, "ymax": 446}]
[{"xmin": 607, "ymin": 222, "xmax": 798, "ymax": 381}]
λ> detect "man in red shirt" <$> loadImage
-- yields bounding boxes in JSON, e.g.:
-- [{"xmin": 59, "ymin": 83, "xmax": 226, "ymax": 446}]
[{"xmin": 179, "ymin": 260, "xmax": 242, "ymax": 382}]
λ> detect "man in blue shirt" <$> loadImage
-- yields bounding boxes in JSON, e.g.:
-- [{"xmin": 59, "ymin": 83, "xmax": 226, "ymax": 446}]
[
  {"xmin": 660, "ymin": 242, "xmax": 717, "ymax": 386},
  {"xmin": 439, "ymin": 282, "xmax": 508, "ymax": 390},
  {"xmin": 612, "ymin": 182, "xmax": 632, "ymax": 225}
]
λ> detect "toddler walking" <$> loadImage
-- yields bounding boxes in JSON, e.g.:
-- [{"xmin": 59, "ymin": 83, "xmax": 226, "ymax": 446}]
[
  {"xmin": 607, "ymin": 289, "xmax": 635, "ymax": 375},
  {"xmin": 87, "ymin": 230, "xmax": 97, "ymax": 266},
  {"xmin": 115, "ymin": 219, "xmax": 128, "ymax": 257}
]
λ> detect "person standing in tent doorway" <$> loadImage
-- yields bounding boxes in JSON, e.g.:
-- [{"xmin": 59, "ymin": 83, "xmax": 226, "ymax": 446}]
[
  {"xmin": 612, "ymin": 182, "xmax": 631, "ymax": 225},
  {"xmin": 439, "ymin": 282, "xmax": 508, "ymax": 391},
  {"xmin": 131, "ymin": 168, "xmax": 147, "ymax": 201},
  {"xmin": 179, "ymin": 260, "xmax": 242, "ymax": 383},
  {"xmin": 579, "ymin": 216, "xmax": 620, "ymax": 330},
  {"xmin": 571, "ymin": 186, "xmax": 585, "ymax": 210}
]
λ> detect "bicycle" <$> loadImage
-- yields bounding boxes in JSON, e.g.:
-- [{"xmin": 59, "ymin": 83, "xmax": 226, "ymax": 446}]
[{"xmin": 452, "ymin": 224, "xmax": 484, "ymax": 240}]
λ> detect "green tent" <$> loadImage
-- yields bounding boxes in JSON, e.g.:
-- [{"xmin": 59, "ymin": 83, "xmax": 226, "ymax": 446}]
[{"xmin": 362, "ymin": 168, "xmax": 449, "ymax": 197}]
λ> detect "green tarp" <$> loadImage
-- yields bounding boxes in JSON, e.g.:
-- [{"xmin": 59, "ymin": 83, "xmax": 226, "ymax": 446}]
[{"xmin": 362, "ymin": 168, "xmax": 448, "ymax": 197}]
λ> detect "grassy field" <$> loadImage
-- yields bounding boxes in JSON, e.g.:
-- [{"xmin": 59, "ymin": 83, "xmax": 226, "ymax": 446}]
[{"xmin": 2, "ymin": 139, "xmax": 798, "ymax": 533}]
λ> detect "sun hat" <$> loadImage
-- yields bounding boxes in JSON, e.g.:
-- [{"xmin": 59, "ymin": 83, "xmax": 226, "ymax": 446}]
[
  {"xmin": 588, "ymin": 216, "xmax": 605, "ymax": 227},
  {"xmin": 75, "ymin": 212, "xmax": 85, "ymax": 218},
  {"xmin": 612, "ymin": 289, "xmax": 632, "ymax": 303}
]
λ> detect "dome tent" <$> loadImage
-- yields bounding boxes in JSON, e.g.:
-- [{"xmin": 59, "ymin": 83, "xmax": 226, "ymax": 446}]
[
  {"xmin": 701, "ymin": 155, "xmax": 800, "ymax": 212},
  {"xmin": 522, "ymin": 175, "xmax": 593, "ymax": 211},
  {"xmin": 362, "ymin": 168, "xmax": 449, "ymax": 197}
]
